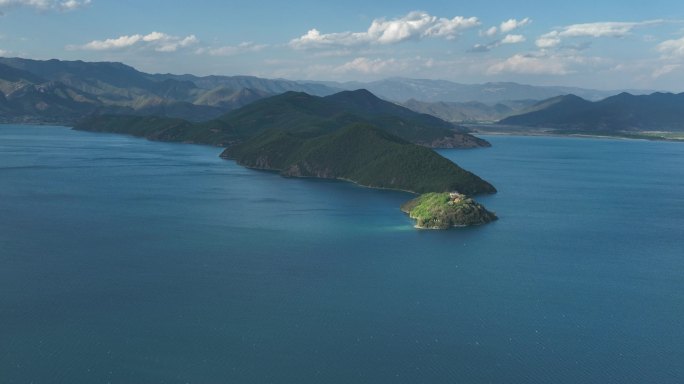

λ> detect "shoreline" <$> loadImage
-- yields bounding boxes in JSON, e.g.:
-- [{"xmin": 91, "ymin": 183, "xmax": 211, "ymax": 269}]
[{"xmin": 466, "ymin": 125, "xmax": 684, "ymax": 143}]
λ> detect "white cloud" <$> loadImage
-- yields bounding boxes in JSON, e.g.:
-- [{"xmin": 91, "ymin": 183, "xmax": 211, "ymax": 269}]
[
  {"xmin": 0, "ymin": 0, "xmax": 91, "ymax": 11},
  {"xmin": 536, "ymin": 20, "xmax": 665, "ymax": 49},
  {"xmin": 652, "ymin": 63, "xmax": 681, "ymax": 78},
  {"xmin": 487, "ymin": 51, "xmax": 609, "ymax": 76},
  {"xmin": 481, "ymin": 17, "xmax": 530, "ymax": 38},
  {"xmin": 333, "ymin": 57, "xmax": 405, "ymax": 74},
  {"xmin": 281, "ymin": 56, "xmax": 442, "ymax": 79},
  {"xmin": 289, "ymin": 11, "xmax": 480, "ymax": 49},
  {"xmin": 500, "ymin": 17, "xmax": 531, "ymax": 33},
  {"xmin": 536, "ymin": 31, "xmax": 561, "ymax": 48},
  {"xmin": 470, "ymin": 33, "xmax": 526, "ymax": 52},
  {"xmin": 501, "ymin": 34, "xmax": 526, "ymax": 44},
  {"xmin": 75, "ymin": 34, "xmax": 142, "ymax": 50},
  {"xmin": 195, "ymin": 41, "xmax": 267, "ymax": 56},
  {"xmin": 481, "ymin": 26, "xmax": 498, "ymax": 37},
  {"xmin": 68, "ymin": 31, "xmax": 199, "ymax": 52},
  {"xmin": 58, "ymin": 0, "xmax": 89, "ymax": 10},
  {"xmin": 487, "ymin": 53, "xmax": 572, "ymax": 75},
  {"xmin": 559, "ymin": 20, "xmax": 663, "ymax": 38},
  {"xmin": 423, "ymin": 15, "xmax": 481, "ymax": 40},
  {"xmin": 657, "ymin": 35, "xmax": 684, "ymax": 57}
]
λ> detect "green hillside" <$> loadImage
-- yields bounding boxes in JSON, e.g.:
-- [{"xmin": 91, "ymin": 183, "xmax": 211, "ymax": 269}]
[
  {"xmin": 75, "ymin": 115, "xmax": 235, "ymax": 146},
  {"xmin": 222, "ymin": 124, "xmax": 496, "ymax": 195},
  {"xmin": 400, "ymin": 192, "xmax": 497, "ymax": 228},
  {"xmin": 77, "ymin": 89, "xmax": 491, "ymax": 148}
]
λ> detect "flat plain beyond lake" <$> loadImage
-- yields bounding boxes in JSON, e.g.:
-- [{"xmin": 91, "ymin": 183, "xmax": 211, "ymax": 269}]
[{"xmin": 1, "ymin": 125, "xmax": 683, "ymax": 383}]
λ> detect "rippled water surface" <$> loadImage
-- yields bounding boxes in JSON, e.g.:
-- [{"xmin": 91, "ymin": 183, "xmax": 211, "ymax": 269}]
[{"xmin": 1, "ymin": 125, "xmax": 683, "ymax": 383}]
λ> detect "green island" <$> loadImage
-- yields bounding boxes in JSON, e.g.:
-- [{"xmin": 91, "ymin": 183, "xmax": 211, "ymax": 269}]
[{"xmin": 400, "ymin": 192, "xmax": 498, "ymax": 229}]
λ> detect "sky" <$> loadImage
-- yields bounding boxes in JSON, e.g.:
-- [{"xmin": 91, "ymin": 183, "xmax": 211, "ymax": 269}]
[{"xmin": 1, "ymin": 0, "xmax": 684, "ymax": 90}]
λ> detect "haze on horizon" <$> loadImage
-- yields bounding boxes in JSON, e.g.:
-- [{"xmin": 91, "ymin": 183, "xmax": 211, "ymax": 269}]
[{"xmin": 1, "ymin": 0, "xmax": 684, "ymax": 91}]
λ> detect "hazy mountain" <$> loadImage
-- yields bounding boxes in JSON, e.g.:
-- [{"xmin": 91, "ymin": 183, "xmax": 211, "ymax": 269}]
[
  {"xmin": 499, "ymin": 92, "xmax": 684, "ymax": 131},
  {"xmin": 0, "ymin": 63, "xmax": 130, "ymax": 122},
  {"xmin": 0, "ymin": 57, "xmax": 342, "ymax": 122},
  {"xmin": 0, "ymin": 57, "xmax": 197, "ymax": 103},
  {"xmin": 194, "ymin": 87, "xmax": 274, "ymax": 110},
  {"xmin": 400, "ymin": 99, "xmax": 538, "ymax": 123},
  {"xmin": 323, "ymin": 78, "xmax": 646, "ymax": 103},
  {"xmin": 151, "ymin": 74, "xmax": 341, "ymax": 96},
  {"xmin": 0, "ymin": 56, "xmax": 660, "ymax": 125}
]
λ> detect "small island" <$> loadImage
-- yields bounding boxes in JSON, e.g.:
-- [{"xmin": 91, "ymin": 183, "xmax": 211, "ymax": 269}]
[{"xmin": 401, "ymin": 192, "xmax": 497, "ymax": 229}]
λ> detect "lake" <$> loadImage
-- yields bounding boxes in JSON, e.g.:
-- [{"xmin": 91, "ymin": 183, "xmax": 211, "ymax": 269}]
[{"xmin": 1, "ymin": 125, "xmax": 683, "ymax": 383}]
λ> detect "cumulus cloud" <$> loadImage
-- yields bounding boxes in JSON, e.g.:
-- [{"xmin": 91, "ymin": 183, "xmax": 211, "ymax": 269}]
[
  {"xmin": 481, "ymin": 17, "xmax": 530, "ymax": 37},
  {"xmin": 67, "ymin": 31, "xmax": 199, "ymax": 52},
  {"xmin": 536, "ymin": 20, "xmax": 665, "ymax": 49},
  {"xmin": 481, "ymin": 26, "xmax": 498, "ymax": 37},
  {"xmin": 470, "ymin": 33, "xmax": 526, "ymax": 52},
  {"xmin": 501, "ymin": 34, "xmax": 526, "ymax": 44},
  {"xmin": 289, "ymin": 11, "xmax": 480, "ymax": 49},
  {"xmin": 0, "ymin": 0, "xmax": 91, "ymax": 11},
  {"xmin": 500, "ymin": 17, "xmax": 531, "ymax": 33},
  {"xmin": 536, "ymin": 31, "xmax": 561, "ymax": 48},
  {"xmin": 195, "ymin": 41, "xmax": 267, "ymax": 56}
]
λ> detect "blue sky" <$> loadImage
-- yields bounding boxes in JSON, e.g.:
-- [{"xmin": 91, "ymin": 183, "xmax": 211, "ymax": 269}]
[{"xmin": 1, "ymin": 0, "xmax": 684, "ymax": 90}]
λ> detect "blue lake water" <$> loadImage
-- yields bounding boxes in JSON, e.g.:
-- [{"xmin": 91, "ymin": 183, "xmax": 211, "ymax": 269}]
[{"xmin": 1, "ymin": 125, "xmax": 683, "ymax": 383}]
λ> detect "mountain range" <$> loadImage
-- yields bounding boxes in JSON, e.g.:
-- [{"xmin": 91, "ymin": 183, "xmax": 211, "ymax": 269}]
[
  {"xmin": 321, "ymin": 78, "xmax": 646, "ymax": 103},
  {"xmin": 0, "ymin": 57, "xmax": 341, "ymax": 123},
  {"xmin": 0, "ymin": 57, "xmax": 653, "ymax": 124},
  {"xmin": 399, "ymin": 99, "xmax": 538, "ymax": 123},
  {"xmin": 498, "ymin": 92, "xmax": 684, "ymax": 132}
]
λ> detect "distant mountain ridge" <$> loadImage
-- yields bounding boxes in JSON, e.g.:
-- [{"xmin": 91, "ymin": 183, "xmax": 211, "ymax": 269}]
[
  {"xmin": 0, "ymin": 57, "xmax": 341, "ymax": 123},
  {"xmin": 321, "ymin": 77, "xmax": 649, "ymax": 103},
  {"xmin": 0, "ymin": 57, "xmax": 655, "ymax": 124},
  {"xmin": 499, "ymin": 92, "xmax": 684, "ymax": 132},
  {"xmin": 399, "ymin": 99, "xmax": 538, "ymax": 123}
]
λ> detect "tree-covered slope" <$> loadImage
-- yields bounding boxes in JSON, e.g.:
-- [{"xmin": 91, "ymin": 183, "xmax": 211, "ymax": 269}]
[
  {"xmin": 77, "ymin": 89, "xmax": 490, "ymax": 148},
  {"xmin": 400, "ymin": 192, "xmax": 497, "ymax": 228},
  {"xmin": 75, "ymin": 115, "xmax": 235, "ymax": 145},
  {"xmin": 221, "ymin": 124, "xmax": 496, "ymax": 195}
]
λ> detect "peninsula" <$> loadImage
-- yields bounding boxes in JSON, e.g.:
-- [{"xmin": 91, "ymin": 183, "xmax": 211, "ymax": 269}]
[{"xmin": 74, "ymin": 89, "xmax": 497, "ymax": 228}]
